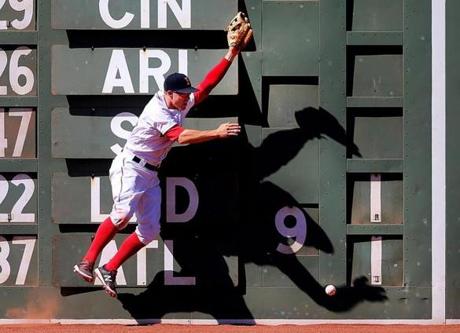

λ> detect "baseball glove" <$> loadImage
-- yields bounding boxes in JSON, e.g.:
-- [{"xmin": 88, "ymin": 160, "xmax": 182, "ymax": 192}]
[{"xmin": 226, "ymin": 12, "xmax": 252, "ymax": 49}]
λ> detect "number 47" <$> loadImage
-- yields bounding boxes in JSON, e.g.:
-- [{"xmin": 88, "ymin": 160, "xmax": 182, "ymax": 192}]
[{"xmin": 0, "ymin": 108, "xmax": 33, "ymax": 157}]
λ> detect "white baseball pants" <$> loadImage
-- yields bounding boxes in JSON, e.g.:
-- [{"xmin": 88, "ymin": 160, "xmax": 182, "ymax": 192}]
[{"xmin": 108, "ymin": 151, "xmax": 161, "ymax": 244}]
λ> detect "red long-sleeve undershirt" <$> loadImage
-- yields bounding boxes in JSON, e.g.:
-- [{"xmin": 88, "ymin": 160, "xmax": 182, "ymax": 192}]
[{"xmin": 193, "ymin": 57, "xmax": 233, "ymax": 104}]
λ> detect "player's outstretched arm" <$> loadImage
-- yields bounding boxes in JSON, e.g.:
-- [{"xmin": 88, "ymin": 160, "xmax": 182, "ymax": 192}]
[
  {"xmin": 177, "ymin": 123, "xmax": 241, "ymax": 145},
  {"xmin": 193, "ymin": 12, "xmax": 253, "ymax": 105},
  {"xmin": 193, "ymin": 48, "xmax": 239, "ymax": 105}
]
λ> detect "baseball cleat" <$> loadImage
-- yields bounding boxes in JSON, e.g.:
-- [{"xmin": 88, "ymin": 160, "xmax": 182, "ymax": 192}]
[
  {"xmin": 73, "ymin": 259, "xmax": 94, "ymax": 283},
  {"xmin": 95, "ymin": 265, "xmax": 118, "ymax": 298}
]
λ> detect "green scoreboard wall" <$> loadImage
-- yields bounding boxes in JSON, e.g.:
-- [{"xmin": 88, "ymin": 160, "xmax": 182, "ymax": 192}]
[
  {"xmin": 0, "ymin": 0, "xmax": 454, "ymax": 323},
  {"xmin": 447, "ymin": 0, "xmax": 460, "ymax": 321}
]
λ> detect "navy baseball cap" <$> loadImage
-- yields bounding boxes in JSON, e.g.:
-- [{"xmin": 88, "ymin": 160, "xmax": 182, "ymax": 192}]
[{"xmin": 164, "ymin": 73, "xmax": 198, "ymax": 93}]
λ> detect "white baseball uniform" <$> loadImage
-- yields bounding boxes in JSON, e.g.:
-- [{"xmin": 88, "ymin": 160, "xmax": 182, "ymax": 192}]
[{"xmin": 108, "ymin": 91, "xmax": 196, "ymax": 244}]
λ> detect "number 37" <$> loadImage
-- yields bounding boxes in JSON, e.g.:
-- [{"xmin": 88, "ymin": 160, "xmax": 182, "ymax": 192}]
[{"xmin": 0, "ymin": 236, "xmax": 36, "ymax": 285}]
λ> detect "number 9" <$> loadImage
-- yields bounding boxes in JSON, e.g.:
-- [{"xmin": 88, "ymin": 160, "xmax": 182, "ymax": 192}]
[
  {"xmin": 275, "ymin": 206, "xmax": 307, "ymax": 254},
  {"xmin": 10, "ymin": 0, "xmax": 34, "ymax": 30}
]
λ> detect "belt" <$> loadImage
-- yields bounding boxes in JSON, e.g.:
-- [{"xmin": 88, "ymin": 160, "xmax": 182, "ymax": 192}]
[{"xmin": 131, "ymin": 156, "xmax": 159, "ymax": 172}]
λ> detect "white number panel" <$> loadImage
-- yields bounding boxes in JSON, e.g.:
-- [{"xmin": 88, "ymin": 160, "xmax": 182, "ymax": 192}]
[
  {"xmin": 0, "ymin": 235, "xmax": 37, "ymax": 286},
  {"xmin": 0, "ymin": 0, "xmax": 35, "ymax": 31},
  {"xmin": 0, "ymin": 108, "xmax": 36, "ymax": 158},
  {"xmin": 0, "ymin": 46, "xmax": 36, "ymax": 96},
  {"xmin": 0, "ymin": 173, "xmax": 37, "ymax": 223}
]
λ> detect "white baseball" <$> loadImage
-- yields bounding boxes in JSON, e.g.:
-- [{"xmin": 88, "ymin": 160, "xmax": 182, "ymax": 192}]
[{"xmin": 325, "ymin": 284, "xmax": 336, "ymax": 296}]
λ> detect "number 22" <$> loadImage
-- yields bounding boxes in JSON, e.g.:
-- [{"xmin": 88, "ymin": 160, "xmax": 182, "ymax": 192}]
[{"xmin": 0, "ymin": 174, "xmax": 35, "ymax": 222}]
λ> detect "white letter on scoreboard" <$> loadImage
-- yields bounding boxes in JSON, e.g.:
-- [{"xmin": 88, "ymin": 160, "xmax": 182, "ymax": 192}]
[
  {"xmin": 140, "ymin": 0, "xmax": 150, "ymax": 28},
  {"xmin": 164, "ymin": 240, "xmax": 195, "ymax": 285},
  {"xmin": 370, "ymin": 174, "xmax": 382, "ymax": 223},
  {"xmin": 91, "ymin": 175, "xmax": 137, "ymax": 223},
  {"xmin": 158, "ymin": 0, "xmax": 191, "ymax": 28},
  {"xmin": 90, "ymin": 177, "xmax": 106, "ymax": 223},
  {"xmin": 99, "ymin": 0, "xmax": 134, "ymax": 29},
  {"xmin": 103, "ymin": 50, "xmax": 135, "ymax": 94},
  {"xmin": 136, "ymin": 240, "xmax": 158, "ymax": 285},
  {"xmin": 139, "ymin": 49, "xmax": 171, "ymax": 93},
  {"xmin": 371, "ymin": 236, "xmax": 383, "ymax": 285},
  {"xmin": 110, "ymin": 112, "xmax": 138, "ymax": 155},
  {"xmin": 166, "ymin": 177, "xmax": 199, "ymax": 223},
  {"xmin": 178, "ymin": 49, "xmax": 188, "ymax": 76}
]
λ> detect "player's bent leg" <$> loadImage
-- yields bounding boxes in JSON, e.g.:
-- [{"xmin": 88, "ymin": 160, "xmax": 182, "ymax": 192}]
[
  {"xmin": 96, "ymin": 226, "xmax": 158, "ymax": 298},
  {"xmin": 73, "ymin": 216, "xmax": 119, "ymax": 283},
  {"xmin": 111, "ymin": 214, "xmax": 132, "ymax": 230},
  {"xmin": 94, "ymin": 155, "xmax": 158, "ymax": 297},
  {"xmin": 94, "ymin": 198, "xmax": 144, "ymax": 297},
  {"xmin": 105, "ymin": 232, "xmax": 145, "ymax": 272},
  {"xmin": 135, "ymin": 184, "xmax": 161, "ymax": 244},
  {"xmin": 135, "ymin": 223, "xmax": 160, "ymax": 244}
]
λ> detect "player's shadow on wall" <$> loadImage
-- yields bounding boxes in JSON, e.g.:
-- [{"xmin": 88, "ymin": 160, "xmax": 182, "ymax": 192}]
[{"xmin": 117, "ymin": 106, "xmax": 387, "ymax": 323}]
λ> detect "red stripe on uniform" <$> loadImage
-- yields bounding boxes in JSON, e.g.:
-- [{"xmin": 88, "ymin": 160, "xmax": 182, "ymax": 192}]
[{"xmin": 164, "ymin": 125, "xmax": 185, "ymax": 141}]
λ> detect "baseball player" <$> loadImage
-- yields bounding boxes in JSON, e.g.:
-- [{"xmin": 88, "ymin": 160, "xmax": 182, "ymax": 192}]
[{"xmin": 73, "ymin": 13, "xmax": 253, "ymax": 298}]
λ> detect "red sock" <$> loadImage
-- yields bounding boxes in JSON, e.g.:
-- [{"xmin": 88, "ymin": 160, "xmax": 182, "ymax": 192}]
[
  {"xmin": 83, "ymin": 216, "xmax": 118, "ymax": 264},
  {"xmin": 105, "ymin": 232, "xmax": 145, "ymax": 272}
]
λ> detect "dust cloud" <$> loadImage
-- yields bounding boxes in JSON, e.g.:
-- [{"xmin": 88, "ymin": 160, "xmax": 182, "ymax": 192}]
[{"xmin": 6, "ymin": 289, "xmax": 59, "ymax": 319}]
